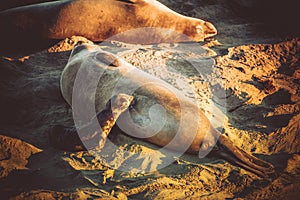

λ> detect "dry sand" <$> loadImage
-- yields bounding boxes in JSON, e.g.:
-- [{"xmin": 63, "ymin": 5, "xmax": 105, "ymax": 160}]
[{"xmin": 0, "ymin": 0, "xmax": 299, "ymax": 199}]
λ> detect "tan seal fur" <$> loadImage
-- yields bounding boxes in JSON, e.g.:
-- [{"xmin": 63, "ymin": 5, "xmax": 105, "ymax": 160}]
[
  {"xmin": 56, "ymin": 43, "xmax": 275, "ymax": 177},
  {"xmin": 0, "ymin": 0, "xmax": 217, "ymax": 52}
]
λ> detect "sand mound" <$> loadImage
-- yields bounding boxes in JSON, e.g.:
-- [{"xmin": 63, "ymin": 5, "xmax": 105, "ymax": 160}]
[{"xmin": 0, "ymin": 135, "xmax": 41, "ymax": 178}]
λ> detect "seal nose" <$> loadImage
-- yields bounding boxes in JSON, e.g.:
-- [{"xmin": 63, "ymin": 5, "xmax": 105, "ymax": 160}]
[{"xmin": 204, "ymin": 21, "xmax": 217, "ymax": 38}]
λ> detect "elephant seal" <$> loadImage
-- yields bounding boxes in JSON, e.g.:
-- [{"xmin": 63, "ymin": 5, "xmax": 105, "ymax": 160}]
[
  {"xmin": 49, "ymin": 43, "xmax": 274, "ymax": 177},
  {"xmin": 0, "ymin": 0, "xmax": 217, "ymax": 53}
]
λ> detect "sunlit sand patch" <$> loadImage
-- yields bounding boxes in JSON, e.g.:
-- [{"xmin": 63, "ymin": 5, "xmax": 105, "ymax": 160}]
[{"xmin": 0, "ymin": 135, "xmax": 41, "ymax": 178}]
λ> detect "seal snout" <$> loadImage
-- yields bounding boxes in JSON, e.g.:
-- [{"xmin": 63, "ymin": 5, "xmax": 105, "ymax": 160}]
[
  {"xmin": 192, "ymin": 20, "xmax": 217, "ymax": 41},
  {"xmin": 204, "ymin": 21, "xmax": 217, "ymax": 39}
]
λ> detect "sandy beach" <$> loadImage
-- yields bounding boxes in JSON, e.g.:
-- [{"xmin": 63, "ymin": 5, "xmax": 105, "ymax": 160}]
[{"xmin": 0, "ymin": 0, "xmax": 299, "ymax": 199}]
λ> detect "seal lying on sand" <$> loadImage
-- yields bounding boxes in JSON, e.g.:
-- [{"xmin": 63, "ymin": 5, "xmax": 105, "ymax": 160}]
[
  {"xmin": 49, "ymin": 43, "xmax": 274, "ymax": 177},
  {"xmin": 0, "ymin": 0, "xmax": 217, "ymax": 53}
]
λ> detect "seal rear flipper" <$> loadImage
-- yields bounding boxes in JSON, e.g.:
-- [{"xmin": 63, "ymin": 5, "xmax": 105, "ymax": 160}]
[
  {"xmin": 81, "ymin": 93, "xmax": 134, "ymax": 151},
  {"xmin": 216, "ymin": 134, "xmax": 275, "ymax": 178}
]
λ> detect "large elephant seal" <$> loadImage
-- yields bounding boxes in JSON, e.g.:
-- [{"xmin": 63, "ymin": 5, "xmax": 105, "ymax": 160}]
[
  {"xmin": 0, "ymin": 0, "xmax": 217, "ymax": 53},
  {"xmin": 50, "ymin": 43, "xmax": 274, "ymax": 177}
]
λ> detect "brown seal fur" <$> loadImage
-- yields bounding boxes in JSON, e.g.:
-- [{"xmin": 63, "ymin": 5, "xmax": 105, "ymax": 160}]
[
  {"xmin": 0, "ymin": 0, "xmax": 217, "ymax": 53},
  {"xmin": 55, "ymin": 43, "xmax": 275, "ymax": 177}
]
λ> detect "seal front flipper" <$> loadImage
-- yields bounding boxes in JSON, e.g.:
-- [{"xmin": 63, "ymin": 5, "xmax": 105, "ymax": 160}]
[
  {"xmin": 48, "ymin": 94, "xmax": 133, "ymax": 152},
  {"xmin": 81, "ymin": 93, "xmax": 134, "ymax": 151}
]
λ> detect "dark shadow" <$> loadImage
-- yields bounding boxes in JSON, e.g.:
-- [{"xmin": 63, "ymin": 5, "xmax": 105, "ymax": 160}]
[
  {"xmin": 0, "ymin": 149, "xmax": 91, "ymax": 199},
  {"xmin": 0, "ymin": 51, "xmax": 71, "ymax": 147},
  {"xmin": 212, "ymin": 86, "xmax": 295, "ymax": 134},
  {"xmin": 0, "ymin": 36, "xmax": 61, "ymax": 56},
  {"xmin": 278, "ymin": 60, "xmax": 300, "ymax": 76},
  {"xmin": 0, "ymin": 0, "xmax": 58, "ymax": 11},
  {"xmin": 234, "ymin": 152, "xmax": 293, "ymax": 198},
  {"xmin": 261, "ymin": 89, "xmax": 293, "ymax": 106},
  {"xmin": 227, "ymin": 0, "xmax": 300, "ymax": 36}
]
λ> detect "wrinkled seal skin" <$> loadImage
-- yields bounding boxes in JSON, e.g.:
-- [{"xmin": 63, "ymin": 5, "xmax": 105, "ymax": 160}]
[
  {"xmin": 59, "ymin": 43, "xmax": 275, "ymax": 177},
  {"xmin": 0, "ymin": 0, "xmax": 217, "ymax": 53}
]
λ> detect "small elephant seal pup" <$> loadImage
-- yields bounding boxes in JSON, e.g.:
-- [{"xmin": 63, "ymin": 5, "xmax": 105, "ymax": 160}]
[
  {"xmin": 0, "ymin": 0, "xmax": 217, "ymax": 52},
  {"xmin": 50, "ymin": 43, "xmax": 274, "ymax": 177}
]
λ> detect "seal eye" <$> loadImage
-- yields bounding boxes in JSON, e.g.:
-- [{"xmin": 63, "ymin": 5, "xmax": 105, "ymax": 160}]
[{"xmin": 196, "ymin": 25, "xmax": 203, "ymax": 34}]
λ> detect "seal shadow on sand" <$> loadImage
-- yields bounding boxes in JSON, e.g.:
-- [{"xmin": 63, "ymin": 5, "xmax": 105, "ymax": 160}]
[{"xmin": 0, "ymin": 52, "xmax": 92, "ymax": 198}]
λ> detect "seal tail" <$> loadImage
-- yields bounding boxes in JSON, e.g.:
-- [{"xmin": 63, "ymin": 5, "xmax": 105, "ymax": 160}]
[{"xmin": 215, "ymin": 134, "xmax": 275, "ymax": 178}]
